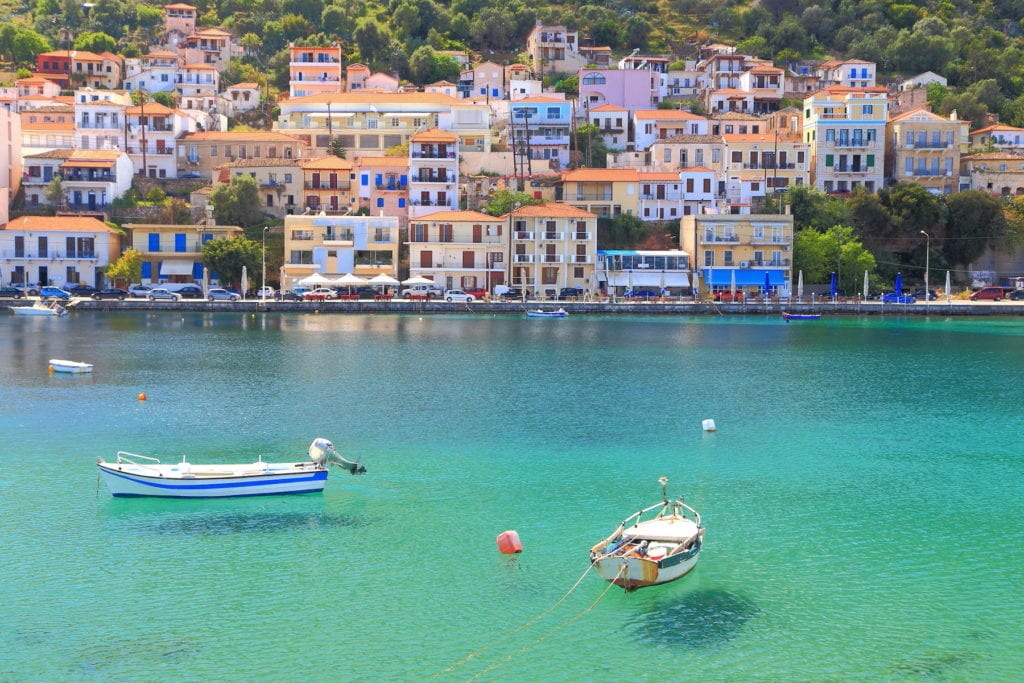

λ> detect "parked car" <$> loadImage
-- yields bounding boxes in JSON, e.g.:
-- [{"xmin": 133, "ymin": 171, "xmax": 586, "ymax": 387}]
[
  {"xmin": 65, "ymin": 283, "xmax": 98, "ymax": 297},
  {"xmin": 128, "ymin": 284, "xmax": 153, "ymax": 297},
  {"xmin": 713, "ymin": 290, "xmax": 745, "ymax": 302},
  {"xmin": 39, "ymin": 286, "xmax": 71, "ymax": 300},
  {"xmin": 882, "ymin": 291, "xmax": 917, "ymax": 304},
  {"xmin": 255, "ymin": 286, "xmax": 276, "ymax": 299},
  {"xmin": 401, "ymin": 283, "xmax": 444, "ymax": 299},
  {"xmin": 276, "ymin": 289, "xmax": 305, "ymax": 301},
  {"xmin": 970, "ymin": 286, "xmax": 1007, "ymax": 301},
  {"xmin": 1009, "ymin": 289, "xmax": 1024, "ymax": 301},
  {"xmin": 92, "ymin": 288, "xmax": 128, "ymax": 300},
  {"xmin": 164, "ymin": 284, "xmax": 204, "ymax": 299},
  {"xmin": 0, "ymin": 286, "xmax": 25, "ymax": 298},
  {"xmin": 148, "ymin": 288, "xmax": 181, "ymax": 301},
  {"xmin": 913, "ymin": 289, "xmax": 939, "ymax": 301},
  {"xmin": 557, "ymin": 287, "xmax": 584, "ymax": 300},
  {"xmin": 208, "ymin": 288, "xmax": 241, "ymax": 301},
  {"xmin": 13, "ymin": 284, "xmax": 40, "ymax": 296},
  {"xmin": 463, "ymin": 287, "xmax": 488, "ymax": 299},
  {"xmin": 303, "ymin": 287, "xmax": 337, "ymax": 301},
  {"xmin": 497, "ymin": 287, "xmax": 528, "ymax": 301},
  {"xmin": 444, "ymin": 289, "xmax": 476, "ymax": 302}
]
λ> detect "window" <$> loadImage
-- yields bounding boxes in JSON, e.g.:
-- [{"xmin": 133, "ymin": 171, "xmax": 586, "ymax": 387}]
[
  {"xmin": 862, "ymin": 105, "xmax": 874, "ymax": 115},
  {"xmin": 582, "ymin": 73, "xmax": 606, "ymax": 85},
  {"xmin": 210, "ymin": 145, "xmax": 217, "ymax": 157}
]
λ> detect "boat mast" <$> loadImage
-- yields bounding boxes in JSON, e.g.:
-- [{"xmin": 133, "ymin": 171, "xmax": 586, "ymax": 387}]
[{"xmin": 659, "ymin": 476, "xmax": 668, "ymax": 504}]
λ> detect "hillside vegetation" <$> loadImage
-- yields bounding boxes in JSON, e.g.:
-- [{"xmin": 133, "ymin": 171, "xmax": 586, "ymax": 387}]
[{"xmin": 1, "ymin": 0, "xmax": 1023, "ymax": 126}]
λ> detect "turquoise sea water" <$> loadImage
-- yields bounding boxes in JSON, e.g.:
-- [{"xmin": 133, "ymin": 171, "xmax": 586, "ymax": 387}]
[{"xmin": 1, "ymin": 311, "xmax": 1023, "ymax": 681}]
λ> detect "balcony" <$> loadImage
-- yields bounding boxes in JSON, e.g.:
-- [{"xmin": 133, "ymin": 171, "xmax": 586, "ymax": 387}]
[
  {"xmin": 574, "ymin": 193, "xmax": 613, "ymax": 201},
  {"xmin": 63, "ymin": 173, "xmax": 116, "ymax": 183},
  {"xmin": 411, "ymin": 150, "xmax": 456, "ymax": 159},
  {"xmin": 375, "ymin": 183, "xmax": 407, "ymax": 191},
  {"xmin": 324, "ymin": 230, "xmax": 354, "ymax": 241},
  {"xmin": 541, "ymin": 232, "xmax": 563, "ymax": 240},
  {"xmin": 128, "ymin": 147, "xmax": 174, "ymax": 155},
  {"xmin": 132, "ymin": 241, "xmax": 205, "ymax": 254},
  {"xmin": 702, "ymin": 235, "xmax": 740, "ymax": 244},
  {"xmin": 569, "ymin": 255, "xmax": 592, "ymax": 264},
  {"xmin": 413, "ymin": 175, "xmax": 452, "ymax": 184},
  {"xmin": 539, "ymin": 254, "xmax": 564, "ymax": 263},
  {"xmin": 833, "ymin": 139, "xmax": 869, "ymax": 148},
  {"xmin": 0, "ymin": 250, "xmax": 98, "ymax": 260},
  {"xmin": 513, "ymin": 254, "xmax": 535, "ymax": 263},
  {"xmin": 410, "ymin": 199, "xmax": 453, "ymax": 207},
  {"xmin": 305, "ymin": 182, "xmax": 352, "ymax": 190},
  {"xmin": 513, "ymin": 231, "xmax": 534, "ymax": 240},
  {"xmin": 833, "ymin": 165, "xmax": 864, "ymax": 174},
  {"xmin": 572, "ymin": 232, "xmax": 591, "ymax": 240}
]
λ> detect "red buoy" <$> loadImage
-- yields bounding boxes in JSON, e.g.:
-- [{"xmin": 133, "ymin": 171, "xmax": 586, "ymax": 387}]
[{"xmin": 497, "ymin": 530, "xmax": 523, "ymax": 554}]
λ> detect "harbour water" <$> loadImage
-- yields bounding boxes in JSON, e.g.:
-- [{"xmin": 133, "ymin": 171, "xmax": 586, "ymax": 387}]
[{"xmin": 1, "ymin": 311, "xmax": 1022, "ymax": 681}]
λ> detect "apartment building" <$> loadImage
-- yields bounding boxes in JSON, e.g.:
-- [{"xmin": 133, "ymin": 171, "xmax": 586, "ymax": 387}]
[
  {"xmin": 803, "ymin": 86, "xmax": 887, "ymax": 194},
  {"xmin": 281, "ymin": 213, "xmax": 399, "ymax": 286},
  {"xmin": 300, "ymin": 155, "xmax": 356, "ymax": 214},
  {"xmin": 886, "ymin": 108, "xmax": 969, "ymax": 194},
  {"xmin": 178, "ymin": 130, "xmax": 307, "ymax": 180},
  {"xmin": 501, "ymin": 202, "xmax": 598, "ymax": 297},
  {"xmin": 407, "ymin": 210, "xmax": 506, "ymax": 292},
  {"xmin": 289, "ymin": 44, "xmax": 343, "ymax": 98},
  {"xmin": 125, "ymin": 211, "xmax": 243, "ymax": 284},
  {"xmin": 680, "ymin": 212, "xmax": 793, "ymax": 296},
  {"xmin": 0, "ymin": 215, "xmax": 122, "ymax": 288}
]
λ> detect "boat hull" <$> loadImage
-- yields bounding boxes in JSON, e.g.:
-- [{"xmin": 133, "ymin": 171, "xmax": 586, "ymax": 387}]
[
  {"xmin": 526, "ymin": 311, "xmax": 567, "ymax": 318},
  {"xmin": 49, "ymin": 359, "xmax": 92, "ymax": 373},
  {"xmin": 97, "ymin": 463, "xmax": 329, "ymax": 498},
  {"xmin": 11, "ymin": 306, "xmax": 62, "ymax": 316},
  {"xmin": 593, "ymin": 539, "xmax": 702, "ymax": 590}
]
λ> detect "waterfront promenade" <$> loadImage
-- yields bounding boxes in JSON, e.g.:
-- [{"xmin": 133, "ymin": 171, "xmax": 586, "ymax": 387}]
[{"xmin": 54, "ymin": 296, "xmax": 1024, "ymax": 316}]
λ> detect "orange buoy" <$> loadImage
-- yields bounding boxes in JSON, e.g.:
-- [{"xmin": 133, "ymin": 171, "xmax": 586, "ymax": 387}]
[
  {"xmin": 48, "ymin": 365, "xmax": 55, "ymax": 373},
  {"xmin": 137, "ymin": 392, "xmax": 147, "ymax": 401},
  {"xmin": 497, "ymin": 530, "xmax": 523, "ymax": 554}
]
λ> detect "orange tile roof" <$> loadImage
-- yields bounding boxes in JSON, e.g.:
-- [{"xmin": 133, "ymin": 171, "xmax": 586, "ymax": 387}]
[
  {"xmin": 411, "ymin": 128, "xmax": 457, "ymax": 143},
  {"xmin": 181, "ymin": 131, "xmax": 305, "ymax": 142},
  {"xmin": 301, "ymin": 155, "xmax": 355, "ymax": 170},
  {"xmin": 125, "ymin": 102, "xmax": 174, "ymax": 115},
  {"xmin": 634, "ymin": 109, "xmax": 703, "ymax": 120},
  {"xmin": 503, "ymin": 203, "xmax": 598, "ymax": 219},
  {"xmin": 561, "ymin": 168, "xmax": 639, "ymax": 182},
  {"xmin": 164, "ymin": 3, "xmax": 198, "ymax": 9},
  {"xmin": 285, "ymin": 92, "xmax": 461, "ymax": 105},
  {"xmin": 21, "ymin": 121, "xmax": 74, "ymax": 132},
  {"xmin": 412, "ymin": 210, "xmax": 499, "ymax": 222},
  {"xmin": 514, "ymin": 96, "xmax": 567, "ymax": 104},
  {"xmin": 637, "ymin": 172, "xmax": 682, "ymax": 181},
  {"xmin": 680, "ymin": 166, "xmax": 716, "ymax": 173},
  {"xmin": 589, "ymin": 103, "xmax": 628, "ymax": 112},
  {"xmin": 354, "ymin": 156, "xmax": 409, "ymax": 167},
  {"xmin": 3, "ymin": 215, "xmax": 118, "ymax": 233},
  {"xmin": 68, "ymin": 150, "xmax": 122, "ymax": 161}
]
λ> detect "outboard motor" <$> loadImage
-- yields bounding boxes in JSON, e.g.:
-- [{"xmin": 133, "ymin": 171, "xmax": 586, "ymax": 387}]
[{"xmin": 308, "ymin": 437, "xmax": 366, "ymax": 475}]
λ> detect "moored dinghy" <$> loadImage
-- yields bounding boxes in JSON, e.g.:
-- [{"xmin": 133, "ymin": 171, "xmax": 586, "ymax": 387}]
[
  {"xmin": 589, "ymin": 477, "xmax": 704, "ymax": 591},
  {"xmin": 97, "ymin": 437, "xmax": 366, "ymax": 498},
  {"xmin": 49, "ymin": 359, "xmax": 93, "ymax": 373}
]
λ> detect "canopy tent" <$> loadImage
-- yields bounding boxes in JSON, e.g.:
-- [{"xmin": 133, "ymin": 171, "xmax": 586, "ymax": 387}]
[
  {"xmin": 368, "ymin": 274, "xmax": 401, "ymax": 286},
  {"xmin": 704, "ymin": 269, "xmax": 785, "ymax": 287},
  {"xmin": 298, "ymin": 273, "xmax": 334, "ymax": 286},
  {"xmin": 160, "ymin": 259, "xmax": 194, "ymax": 276}
]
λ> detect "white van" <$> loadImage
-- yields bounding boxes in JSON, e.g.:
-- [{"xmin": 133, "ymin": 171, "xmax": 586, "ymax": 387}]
[{"xmin": 401, "ymin": 283, "xmax": 444, "ymax": 298}]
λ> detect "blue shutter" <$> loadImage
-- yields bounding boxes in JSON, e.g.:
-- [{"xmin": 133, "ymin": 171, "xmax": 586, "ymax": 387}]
[
  {"xmin": 375, "ymin": 174, "xmax": 382, "ymax": 185},
  {"xmin": 174, "ymin": 233, "xmax": 186, "ymax": 252},
  {"xmin": 399, "ymin": 175, "xmax": 407, "ymax": 186},
  {"xmin": 492, "ymin": 88, "xmax": 498, "ymax": 97},
  {"xmin": 377, "ymin": 198, "xmax": 384, "ymax": 208},
  {"xmin": 361, "ymin": 173, "xmax": 369, "ymax": 187},
  {"xmin": 148, "ymin": 233, "xmax": 160, "ymax": 251},
  {"xmin": 398, "ymin": 198, "xmax": 406, "ymax": 208},
  {"xmin": 192, "ymin": 263, "xmax": 203, "ymax": 280},
  {"xmin": 141, "ymin": 262, "xmax": 151, "ymax": 279}
]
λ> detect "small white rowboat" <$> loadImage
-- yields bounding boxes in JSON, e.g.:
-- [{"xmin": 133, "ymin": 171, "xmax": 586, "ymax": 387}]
[
  {"xmin": 49, "ymin": 359, "xmax": 93, "ymax": 373},
  {"xmin": 590, "ymin": 477, "xmax": 704, "ymax": 591},
  {"xmin": 97, "ymin": 437, "xmax": 365, "ymax": 498}
]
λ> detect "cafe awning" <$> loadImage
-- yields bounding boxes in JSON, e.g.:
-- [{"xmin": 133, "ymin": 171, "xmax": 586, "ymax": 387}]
[
  {"xmin": 160, "ymin": 259, "xmax": 194, "ymax": 276},
  {"xmin": 704, "ymin": 269, "xmax": 785, "ymax": 286}
]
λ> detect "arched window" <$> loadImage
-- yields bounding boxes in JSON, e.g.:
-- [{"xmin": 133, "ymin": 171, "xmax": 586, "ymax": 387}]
[{"xmin": 582, "ymin": 73, "xmax": 606, "ymax": 85}]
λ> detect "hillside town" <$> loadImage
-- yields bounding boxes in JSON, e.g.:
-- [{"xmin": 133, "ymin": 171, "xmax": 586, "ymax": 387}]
[{"xmin": 1, "ymin": 5, "xmax": 1022, "ymax": 300}]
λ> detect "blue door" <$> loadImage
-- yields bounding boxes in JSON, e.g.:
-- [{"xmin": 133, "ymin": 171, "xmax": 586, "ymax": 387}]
[
  {"xmin": 148, "ymin": 233, "xmax": 160, "ymax": 252},
  {"xmin": 175, "ymin": 234, "xmax": 186, "ymax": 252}
]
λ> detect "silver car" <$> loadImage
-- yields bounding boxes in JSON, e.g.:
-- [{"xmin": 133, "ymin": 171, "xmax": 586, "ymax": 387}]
[
  {"xmin": 148, "ymin": 288, "xmax": 181, "ymax": 301},
  {"xmin": 207, "ymin": 288, "xmax": 241, "ymax": 301}
]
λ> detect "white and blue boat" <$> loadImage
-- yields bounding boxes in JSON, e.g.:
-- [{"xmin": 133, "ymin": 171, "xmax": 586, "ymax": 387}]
[
  {"xmin": 526, "ymin": 308, "xmax": 568, "ymax": 318},
  {"xmin": 97, "ymin": 438, "xmax": 365, "ymax": 498}
]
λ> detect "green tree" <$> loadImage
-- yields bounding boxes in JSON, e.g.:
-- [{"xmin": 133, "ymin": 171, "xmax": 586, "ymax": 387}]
[
  {"xmin": 329, "ymin": 137, "xmax": 347, "ymax": 159},
  {"xmin": 793, "ymin": 225, "xmax": 875, "ymax": 294},
  {"xmin": 201, "ymin": 236, "xmax": 263, "ymax": 289},
  {"xmin": 572, "ymin": 123, "xmax": 608, "ymax": 167},
  {"xmin": 483, "ymin": 189, "xmax": 542, "ymax": 217},
  {"xmin": 209, "ymin": 175, "xmax": 265, "ymax": 228},
  {"xmin": 354, "ymin": 18, "xmax": 392, "ymax": 65},
  {"xmin": 73, "ymin": 31, "xmax": 116, "ymax": 53},
  {"xmin": 943, "ymin": 191, "xmax": 1009, "ymax": 268},
  {"xmin": 152, "ymin": 91, "xmax": 175, "ymax": 108},
  {"xmin": 12, "ymin": 29, "xmax": 51, "ymax": 65},
  {"xmin": 104, "ymin": 248, "xmax": 143, "ymax": 286},
  {"xmin": 788, "ymin": 186, "xmax": 851, "ymax": 232},
  {"xmin": 45, "ymin": 176, "xmax": 64, "ymax": 208},
  {"xmin": 597, "ymin": 213, "xmax": 647, "ymax": 249}
]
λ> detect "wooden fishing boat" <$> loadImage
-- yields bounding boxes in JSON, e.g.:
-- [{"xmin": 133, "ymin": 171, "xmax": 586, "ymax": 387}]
[
  {"xmin": 589, "ymin": 477, "xmax": 704, "ymax": 591},
  {"xmin": 97, "ymin": 437, "xmax": 366, "ymax": 498}
]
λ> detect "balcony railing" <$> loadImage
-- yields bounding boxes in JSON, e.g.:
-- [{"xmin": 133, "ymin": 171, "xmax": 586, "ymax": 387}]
[
  {"xmin": 513, "ymin": 254, "xmax": 535, "ymax": 263},
  {"xmin": 513, "ymin": 231, "xmax": 534, "ymax": 240},
  {"xmin": 0, "ymin": 250, "xmax": 98, "ymax": 260},
  {"xmin": 411, "ymin": 151, "xmax": 456, "ymax": 159},
  {"xmin": 414, "ymin": 175, "xmax": 452, "ymax": 184},
  {"xmin": 324, "ymin": 230, "xmax": 354, "ymax": 241},
  {"xmin": 572, "ymin": 232, "xmax": 591, "ymax": 240},
  {"xmin": 702, "ymin": 235, "xmax": 740, "ymax": 243},
  {"xmin": 542, "ymin": 232, "xmax": 563, "ymax": 240},
  {"xmin": 131, "ymin": 242, "xmax": 206, "ymax": 253},
  {"xmin": 834, "ymin": 165, "xmax": 864, "ymax": 174},
  {"xmin": 574, "ymin": 193, "xmax": 612, "ymax": 201},
  {"xmin": 906, "ymin": 141, "xmax": 950, "ymax": 149},
  {"xmin": 63, "ymin": 173, "xmax": 116, "ymax": 183},
  {"xmin": 305, "ymin": 182, "xmax": 352, "ymax": 190},
  {"xmin": 539, "ymin": 254, "xmax": 564, "ymax": 263},
  {"xmin": 569, "ymin": 255, "xmax": 592, "ymax": 263},
  {"xmin": 410, "ymin": 199, "xmax": 454, "ymax": 207}
]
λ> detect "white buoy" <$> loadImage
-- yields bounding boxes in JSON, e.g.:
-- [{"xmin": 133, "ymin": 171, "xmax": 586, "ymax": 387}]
[{"xmin": 702, "ymin": 418, "xmax": 717, "ymax": 432}]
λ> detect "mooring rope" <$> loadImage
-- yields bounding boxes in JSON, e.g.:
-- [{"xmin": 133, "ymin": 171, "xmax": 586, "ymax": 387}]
[
  {"xmin": 464, "ymin": 564, "xmax": 626, "ymax": 682},
  {"xmin": 432, "ymin": 561, "xmax": 600, "ymax": 679}
]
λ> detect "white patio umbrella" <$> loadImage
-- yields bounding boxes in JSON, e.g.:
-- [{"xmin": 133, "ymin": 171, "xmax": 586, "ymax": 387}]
[
  {"xmin": 729, "ymin": 269, "xmax": 736, "ymax": 299},
  {"xmin": 334, "ymin": 273, "xmax": 368, "ymax": 286},
  {"xmin": 298, "ymin": 272, "xmax": 333, "ymax": 286},
  {"xmin": 202, "ymin": 267, "xmax": 209, "ymax": 297},
  {"xmin": 863, "ymin": 270, "xmax": 869, "ymax": 301},
  {"xmin": 368, "ymin": 274, "xmax": 401, "ymax": 295},
  {"xmin": 945, "ymin": 270, "xmax": 951, "ymax": 302},
  {"xmin": 797, "ymin": 270, "xmax": 803, "ymax": 299},
  {"xmin": 402, "ymin": 276, "xmax": 434, "ymax": 285},
  {"xmin": 241, "ymin": 265, "xmax": 248, "ymax": 299},
  {"xmin": 279, "ymin": 266, "xmax": 286, "ymax": 293}
]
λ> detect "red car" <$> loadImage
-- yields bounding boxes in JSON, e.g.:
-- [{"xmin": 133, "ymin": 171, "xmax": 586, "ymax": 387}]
[
  {"xmin": 969, "ymin": 286, "xmax": 1007, "ymax": 301},
  {"xmin": 463, "ymin": 287, "xmax": 487, "ymax": 299},
  {"xmin": 713, "ymin": 290, "xmax": 745, "ymax": 302}
]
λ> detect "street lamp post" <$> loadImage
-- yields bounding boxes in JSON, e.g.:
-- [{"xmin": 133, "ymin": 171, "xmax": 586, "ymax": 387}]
[
  {"xmin": 261, "ymin": 226, "xmax": 269, "ymax": 302},
  {"xmin": 920, "ymin": 230, "xmax": 930, "ymax": 310}
]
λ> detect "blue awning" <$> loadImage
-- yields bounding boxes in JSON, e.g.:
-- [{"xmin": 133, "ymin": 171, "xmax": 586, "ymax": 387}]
[{"xmin": 704, "ymin": 269, "xmax": 786, "ymax": 286}]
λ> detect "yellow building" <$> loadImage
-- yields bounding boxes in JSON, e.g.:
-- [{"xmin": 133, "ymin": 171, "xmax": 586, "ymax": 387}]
[
  {"xmin": 125, "ymin": 209, "xmax": 242, "ymax": 284},
  {"xmin": 560, "ymin": 168, "xmax": 639, "ymax": 218},
  {"xmin": 680, "ymin": 212, "xmax": 793, "ymax": 296},
  {"xmin": 803, "ymin": 86, "xmax": 887, "ymax": 194},
  {"xmin": 407, "ymin": 210, "xmax": 506, "ymax": 293},
  {"xmin": 281, "ymin": 213, "xmax": 399, "ymax": 287},
  {"xmin": 885, "ymin": 108, "xmax": 969, "ymax": 194},
  {"xmin": 501, "ymin": 203, "xmax": 598, "ymax": 297},
  {"xmin": 300, "ymin": 155, "xmax": 356, "ymax": 214}
]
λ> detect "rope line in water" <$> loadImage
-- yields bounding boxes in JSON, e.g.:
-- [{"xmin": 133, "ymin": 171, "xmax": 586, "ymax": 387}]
[
  {"xmin": 432, "ymin": 561, "xmax": 598, "ymax": 678},
  {"xmin": 465, "ymin": 565, "xmax": 625, "ymax": 682}
]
